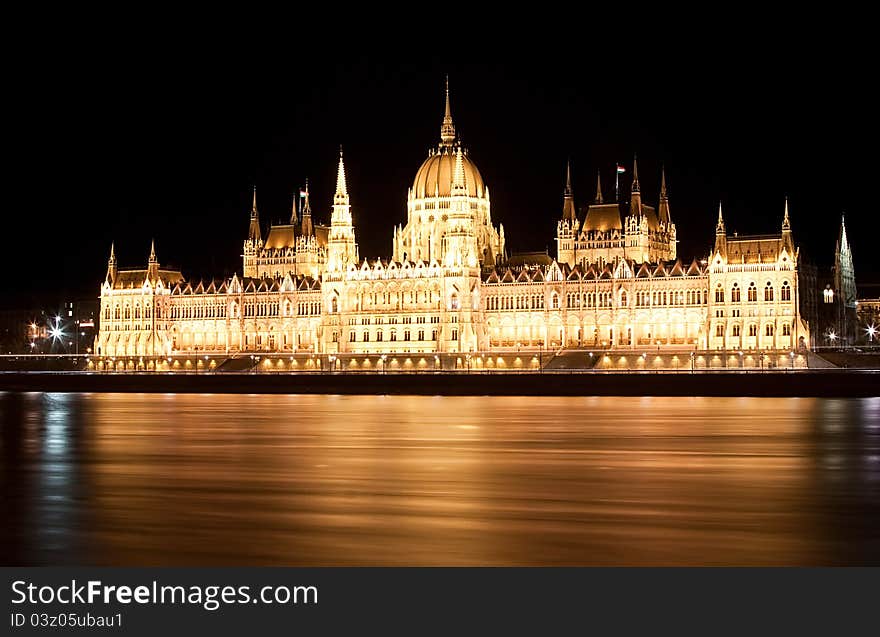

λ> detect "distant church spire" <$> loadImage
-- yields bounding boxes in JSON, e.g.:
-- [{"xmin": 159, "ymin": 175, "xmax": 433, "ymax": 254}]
[
  {"xmin": 248, "ymin": 185, "xmax": 261, "ymax": 243},
  {"xmin": 594, "ymin": 170, "xmax": 604, "ymax": 204},
  {"xmin": 440, "ymin": 76, "xmax": 456, "ymax": 147},
  {"xmin": 301, "ymin": 178, "xmax": 313, "ymax": 237}
]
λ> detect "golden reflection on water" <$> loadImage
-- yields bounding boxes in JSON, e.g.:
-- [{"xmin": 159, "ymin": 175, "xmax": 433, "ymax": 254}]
[{"xmin": 1, "ymin": 393, "xmax": 878, "ymax": 565}]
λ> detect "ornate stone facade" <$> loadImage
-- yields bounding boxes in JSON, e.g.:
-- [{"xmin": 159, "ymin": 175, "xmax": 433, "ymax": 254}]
[{"xmin": 95, "ymin": 82, "xmax": 810, "ymax": 364}]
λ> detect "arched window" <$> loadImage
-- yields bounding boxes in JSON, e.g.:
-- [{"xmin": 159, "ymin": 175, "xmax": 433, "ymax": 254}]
[
  {"xmin": 766, "ymin": 324, "xmax": 775, "ymax": 336},
  {"xmin": 748, "ymin": 282, "xmax": 757, "ymax": 302},
  {"xmin": 450, "ymin": 293, "xmax": 460, "ymax": 310},
  {"xmin": 331, "ymin": 297, "xmax": 338, "ymax": 313},
  {"xmin": 552, "ymin": 293, "xmax": 560, "ymax": 309},
  {"xmin": 620, "ymin": 290, "xmax": 628, "ymax": 306},
  {"xmin": 732, "ymin": 324, "xmax": 741, "ymax": 337},
  {"xmin": 715, "ymin": 284, "xmax": 724, "ymax": 303},
  {"xmin": 764, "ymin": 282, "xmax": 774, "ymax": 302},
  {"xmin": 124, "ymin": 305, "xmax": 130, "ymax": 319},
  {"xmin": 781, "ymin": 282, "xmax": 791, "ymax": 301},
  {"xmin": 823, "ymin": 286, "xmax": 834, "ymax": 303},
  {"xmin": 749, "ymin": 324, "xmax": 757, "ymax": 337},
  {"xmin": 731, "ymin": 283, "xmax": 741, "ymax": 302},
  {"xmin": 716, "ymin": 324, "xmax": 724, "ymax": 337},
  {"xmin": 782, "ymin": 323, "xmax": 791, "ymax": 336}
]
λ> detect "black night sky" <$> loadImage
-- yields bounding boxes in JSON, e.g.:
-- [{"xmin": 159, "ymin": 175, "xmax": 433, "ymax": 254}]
[{"xmin": 7, "ymin": 29, "xmax": 875, "ymax": 308}]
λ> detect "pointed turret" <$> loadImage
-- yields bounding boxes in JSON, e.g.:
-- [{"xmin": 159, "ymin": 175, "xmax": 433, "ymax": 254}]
[
  {"xmin": 631, "ymin": 155, "xmax": 640, "ymax": 193},
  {"xmin": 328, "ymin": 149, "xmax": 358, "ymax": 270},
  {"xmin": 440, "ymin": 75, "xmax": 456, "ymax": 147},
  {"xmin": 248, "ymin": 186, "xmax": 261, "ymax": 243},
  {"xmin": 301, "ymin": 178, "xmax": 313, "ymax": 237},
  {"xmin": 452, "ymin": 146, "xmax": 467, "ymax": 193},
  {"xmin": 594, "ymin": 170, "xmax": 604, "ymax": 204},
  {"xmin": 147, "ymin": 239, "xmax": 159, "ymax": 280},
  {"xmin": 658, "ymin": 165, "xmax": 672, "ymax": 227},
  {"xmin": 290, "ymin": 190, "xmax": 299, "ymax": 226},
  {"xmin": 106, "ymin": 242, "xmax": 117, "ymax": 285},
  {"xmin": 561, "ymin": 160, "xmax": 577, "ymax": 224},
  {"xmin": 714, "ymin": 201, "xmax": 727, "ymax": 259},
  {"xmin": 334, "ymin": 147, "xmax": 349, "ymax": 204},
  {"xmin": 782, "ymin": 196, "xmax": 791, "ymax": 232},
  {"xmin": 629, "ymin": 155, "xmax": 642, "ymax": 217}
]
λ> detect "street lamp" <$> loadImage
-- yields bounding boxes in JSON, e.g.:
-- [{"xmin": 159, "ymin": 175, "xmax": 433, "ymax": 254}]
[{"xmin": 866, "ymin": 323, "xmax": 877, "ymax": 343}]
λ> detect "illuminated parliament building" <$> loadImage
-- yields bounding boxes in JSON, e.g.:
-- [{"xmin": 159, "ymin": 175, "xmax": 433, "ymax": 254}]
[{"xmin": 95, "ymin": 83, "xmax": 813, "ymax": 371}]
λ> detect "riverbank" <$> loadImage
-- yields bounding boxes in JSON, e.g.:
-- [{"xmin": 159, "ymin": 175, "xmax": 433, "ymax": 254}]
[{"xmin": 0, "ymin": 370, "xmax": 877, "ymax": 396}]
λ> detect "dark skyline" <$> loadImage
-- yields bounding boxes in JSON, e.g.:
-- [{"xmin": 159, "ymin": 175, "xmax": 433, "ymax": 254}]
[{"xmin": 7, "ymin": 41, "xmax": 874, "ymax": 307}]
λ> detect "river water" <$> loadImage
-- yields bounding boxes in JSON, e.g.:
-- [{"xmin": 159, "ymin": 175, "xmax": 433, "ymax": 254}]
[{"xmin": 1, "ymin": 392, "xmax": 878, "ymax": 565}]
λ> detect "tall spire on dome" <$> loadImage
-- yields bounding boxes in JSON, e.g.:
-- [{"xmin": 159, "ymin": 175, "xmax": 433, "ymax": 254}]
[
  {"xmin": 594, "ymin": 170, "xmax": 604, "ymax": 204},
  {"xmin": 440, "ymin": 75, "xmax": 456, "ymax": 147},
  {"xmin": 248, "ymin": 185, "xmax": 261, "ymax": 243}
]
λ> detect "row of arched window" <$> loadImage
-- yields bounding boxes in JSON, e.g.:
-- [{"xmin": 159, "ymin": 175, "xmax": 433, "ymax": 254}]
[
  {"xmin": 715, "ymin": 323, "xmax": 792, "ymax": 337},
  {"xmin": 349, "ymin": 328, "xmax": 440, "ymax": 342},
  {"xmin": 715, "ymin": 281, "xmax": 791, "ymax": 303}
]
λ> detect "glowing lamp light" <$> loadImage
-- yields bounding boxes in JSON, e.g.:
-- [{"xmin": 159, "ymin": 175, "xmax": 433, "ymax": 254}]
[{"xmin": 867, "ymin": 324, "xmax": 877, "ymax": 341}]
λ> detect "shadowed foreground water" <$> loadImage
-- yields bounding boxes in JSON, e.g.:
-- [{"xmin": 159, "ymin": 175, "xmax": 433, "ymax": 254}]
[{"xmin": 1, "ymin": 392, "xmax": 879, "ymax": 565}]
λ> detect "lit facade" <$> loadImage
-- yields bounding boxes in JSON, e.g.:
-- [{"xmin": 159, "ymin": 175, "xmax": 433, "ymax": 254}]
[{"xmin": 96, "ymin": 83, "xmax": 810, "ymax": 362}]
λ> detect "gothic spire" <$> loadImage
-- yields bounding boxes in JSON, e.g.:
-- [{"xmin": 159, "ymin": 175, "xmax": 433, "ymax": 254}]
[
  {"xmin": 782, "ymin": 196, "xmax": 791, "ymax": 232},
  {"xmin": 301, "ymin": 178, "xmax": 313, "ymax": 237},
  {"xmin": 594, "ymin": 170, "xmax": 604, "ymax": 204},
  {"xmin": 440, "ymin": 76, "xmax": 456, "ymax": 147},
  {"xmin": 564, "ymin": 159, "xmax": 572, "ymax": 197},
  {"xmin": 335, "ymin": 147, "xmax": 348, "ymax": 200},
  {"xmin": 562, "ymin": 160, "xmax": 577, "ymax": 224},
  {"xmin": 631, "ymin": 154, "xmax": 640, "ymax": 193},
  {"xmin": 248, "ymin": 185, "xmax": 261, "ymax": 243},
  {"xmin": 658, "ymin": 165, "xmax": 672, "ymax": 227},
  {"xmin": 716, "ymin": 201, "xmax": 725, "ymax": 233},
  {"xmin": 147, "ymin": 239, "xmax": 159, "ymax": 280},
  {"xmin": 290, "ymin": 190, "xmax": 299, "ymax": 226},
  {"xmin": 106, "ymin": 242, "xmax": 117, "ymax": 284}
]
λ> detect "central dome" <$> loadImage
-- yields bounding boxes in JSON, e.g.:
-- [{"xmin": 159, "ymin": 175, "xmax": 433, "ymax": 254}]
[{"xmin": 412, "ymin": 147, "xmax": 485, "ymax": 199}]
